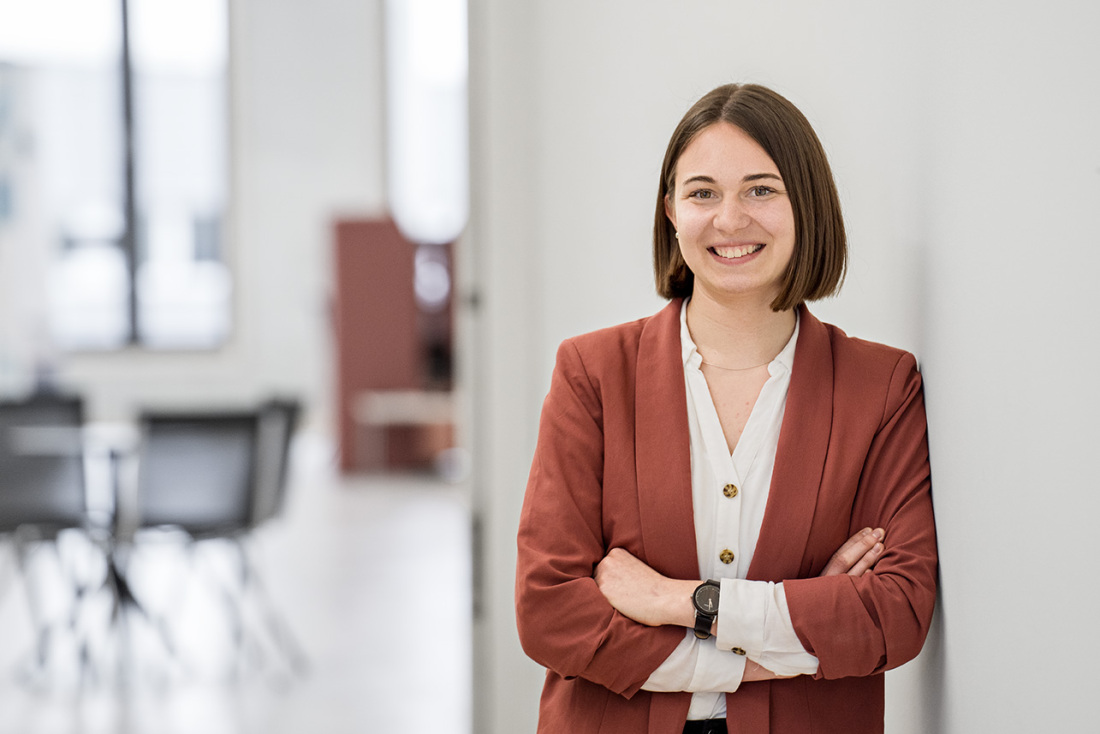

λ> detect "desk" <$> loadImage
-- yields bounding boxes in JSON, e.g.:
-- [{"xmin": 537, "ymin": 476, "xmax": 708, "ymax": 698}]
[{"xmin": 350, "ymin": 390, "xmax": 454, "ymax": 472}]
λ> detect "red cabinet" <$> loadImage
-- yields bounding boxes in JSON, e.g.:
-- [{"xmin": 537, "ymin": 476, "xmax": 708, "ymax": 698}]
[{"xmin": 332, "ymin": 218, "xmax": 453, "ymax": 473}]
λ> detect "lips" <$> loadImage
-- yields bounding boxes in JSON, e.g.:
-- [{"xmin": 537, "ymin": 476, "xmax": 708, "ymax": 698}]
[{"xmin": 709, "ymin": 243, "xmax": 764, "ymax": 260}]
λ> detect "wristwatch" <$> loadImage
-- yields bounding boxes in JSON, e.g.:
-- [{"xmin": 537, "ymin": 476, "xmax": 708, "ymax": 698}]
[{"xmin": 692, "ymin": 579, "xmax": 721, "ymax": 639}]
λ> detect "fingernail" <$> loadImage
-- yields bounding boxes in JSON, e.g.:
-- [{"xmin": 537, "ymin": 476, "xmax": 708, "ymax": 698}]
[
  {"xmin": 872, "ymin": 529, "xmax": 884, "ymax": 540},
  {"xmin": 872, "ymin": 543, "xmax": 884, "ymax": 554},
  {"xmin": 862, "ymin": 527, "xmax": 873, "ymax": 536}
]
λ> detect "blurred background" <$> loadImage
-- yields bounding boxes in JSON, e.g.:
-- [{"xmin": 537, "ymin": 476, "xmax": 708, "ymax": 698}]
[{"xmin": 0, "ymin": 1, "xmax": 1098, "ymax": 733}]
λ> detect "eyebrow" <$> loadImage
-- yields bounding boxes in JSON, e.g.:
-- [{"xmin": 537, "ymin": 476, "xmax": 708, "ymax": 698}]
[
  {"xmin": 743, "ymin": 173, "xmax": 782, "ymax": 183},
  {"xmin": 681, "ymin": 172, "xmax": 783, "ymax": 186}
]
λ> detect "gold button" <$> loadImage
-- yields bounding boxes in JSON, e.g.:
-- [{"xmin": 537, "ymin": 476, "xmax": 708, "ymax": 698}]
[
  {"xmin": 731, "ymin": 647, "xmax": 746, "ymax": 656},
  {"xmin": 719, "ymin": 549, "xmax": 735, "ymax": 564},
  {"xmin": 722, "ymin": 483, "xmax": 739, "ymax": 498}
]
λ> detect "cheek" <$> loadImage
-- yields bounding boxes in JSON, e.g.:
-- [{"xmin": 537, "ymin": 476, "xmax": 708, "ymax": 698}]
[
  {"xmin": 759, "ymin": 206, "xmax": 796, "ymax": 242},
  {"xmin": 674, "ymin": 206, "xmax": 707, "ymax": 237}
]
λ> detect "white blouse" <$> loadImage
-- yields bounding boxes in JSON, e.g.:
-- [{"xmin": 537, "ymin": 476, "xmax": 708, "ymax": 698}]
[{"xmin": 642, "ymin": 301, "xmax": 819, "ymax": 721}]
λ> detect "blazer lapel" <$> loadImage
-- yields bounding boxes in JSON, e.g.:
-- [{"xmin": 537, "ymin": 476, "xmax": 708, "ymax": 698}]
[
  {"xmin": 634, "ymin": 299, "xmax": 699, "ymax": 580},
  {"xmin": 747, "ymin": 305, "xmax": 834, "ymax": 582}
]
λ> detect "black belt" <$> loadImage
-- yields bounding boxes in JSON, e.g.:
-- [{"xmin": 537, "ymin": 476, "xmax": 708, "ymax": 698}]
[{"xmin": 683, "ymin": 720, "xmax": 727, "ymax": 734}]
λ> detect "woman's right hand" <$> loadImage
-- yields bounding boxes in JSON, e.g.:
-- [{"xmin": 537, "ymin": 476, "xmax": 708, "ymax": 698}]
[{"xmin": 819, "ymin": 527, "xmax": 885, "ymax": 577}]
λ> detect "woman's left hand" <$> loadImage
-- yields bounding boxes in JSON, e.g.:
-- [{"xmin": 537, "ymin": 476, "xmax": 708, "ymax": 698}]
[{"xmin": 594, "ymin": 548, "xmax": 696, "ymax": 627}]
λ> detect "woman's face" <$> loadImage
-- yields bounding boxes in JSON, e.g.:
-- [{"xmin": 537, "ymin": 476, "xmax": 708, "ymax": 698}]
[{"xmin": 665, "ymin": 122, "xmax": 796, "ymax": 307}]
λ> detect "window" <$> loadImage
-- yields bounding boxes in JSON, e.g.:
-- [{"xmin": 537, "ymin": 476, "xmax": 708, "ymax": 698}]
[
  {"xmin": 0, "ymin": 0, "xmax": 230, "ymax": 352},
  {"xmin": 384, "ymin": 0, "xmax": 468, "ymax": 247}
]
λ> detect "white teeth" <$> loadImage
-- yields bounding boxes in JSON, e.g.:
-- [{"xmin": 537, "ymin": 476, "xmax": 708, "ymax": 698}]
[{"xmin": 713, "ymin": 244, "xmax": 764, "ymax": 259}]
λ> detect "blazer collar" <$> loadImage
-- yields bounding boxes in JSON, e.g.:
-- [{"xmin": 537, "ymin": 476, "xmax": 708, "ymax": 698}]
[
  {"xmin": 634, "ymin": 301, "xmax": 835, "ymax": 582},
  {"xmin": 747, "ymin": 304, "xmax": 834, "ymax": 581},
  {"xmin": 635, "ymin": 299, "xmax": 699, "ymax": 579}
]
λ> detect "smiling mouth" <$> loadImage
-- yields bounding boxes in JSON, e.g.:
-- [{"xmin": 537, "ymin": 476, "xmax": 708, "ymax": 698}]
[{"xmin": 710, "ymin": 244, "xmax": 765, "ymax": 260}]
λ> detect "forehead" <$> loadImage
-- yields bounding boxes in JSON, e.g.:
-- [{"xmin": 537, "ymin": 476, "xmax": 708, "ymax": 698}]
[{"xmin": 676, "ymin": 122, "xmax": 780, "ymax": 180}]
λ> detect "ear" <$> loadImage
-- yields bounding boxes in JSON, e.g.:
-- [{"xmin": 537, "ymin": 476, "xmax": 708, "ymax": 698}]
[{"xmin": 664, "ymin": 193, "xmax": 677, "ymax": 231}]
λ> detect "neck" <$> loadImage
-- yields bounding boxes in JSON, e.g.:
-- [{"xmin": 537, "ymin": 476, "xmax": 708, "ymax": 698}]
[{"xmin": 686, "ymin": 290, "xmax": 797, "ymax": 369}]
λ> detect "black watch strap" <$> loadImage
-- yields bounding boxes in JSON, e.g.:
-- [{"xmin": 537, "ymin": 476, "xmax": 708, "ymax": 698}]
[{"xmin": 693, "ymin": 611, "xmax": 715, "ymax": 639}]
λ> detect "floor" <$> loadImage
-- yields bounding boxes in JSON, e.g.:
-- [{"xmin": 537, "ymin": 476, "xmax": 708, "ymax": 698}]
[{"xmin": 0, "ymin": 434, "xmax": 474, "ymax": 734}]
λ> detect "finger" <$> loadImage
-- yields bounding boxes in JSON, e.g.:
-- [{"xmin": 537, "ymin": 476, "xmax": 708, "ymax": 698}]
[
  {"xmin": 845, "ymin": 541, "xmax": 884, "ymax": 577},
  {"xmin": 823, "ymin": 528, "xmax": 885, "ymax": 576},
  {"xmin": 821, "ymin": 528, "xmax": 880, "ymax": 576}
]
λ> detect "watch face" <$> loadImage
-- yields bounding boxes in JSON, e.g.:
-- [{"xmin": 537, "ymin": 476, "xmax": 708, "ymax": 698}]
[{"xmin": 693, "ymin": 583, "xmax": 720, "ymax": 614}]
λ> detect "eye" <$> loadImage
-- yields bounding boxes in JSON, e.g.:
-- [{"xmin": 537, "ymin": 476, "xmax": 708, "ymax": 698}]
[
  {"xmin": 687, "ymin": 189, "xmax": 715, "ymax": 200},
  {"xmin": 747, "ymin": 185, "xmax": 777, "ymax": 197}
]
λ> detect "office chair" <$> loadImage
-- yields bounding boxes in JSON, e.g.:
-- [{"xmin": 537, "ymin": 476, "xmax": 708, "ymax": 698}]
[
  {"xmin": 129, "ymin": 401, "xmax": 307, "ymax": 678},
  {"xmin": 252, "ymin": 398, "xmax": 301, "ymax": 527},
  {"xmin": 0, "ymin": 392, "xmax": 90, "ymax": 679}
]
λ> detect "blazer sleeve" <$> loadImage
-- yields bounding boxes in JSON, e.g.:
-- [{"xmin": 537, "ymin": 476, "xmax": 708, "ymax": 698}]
[
  {"xmin": 783, "ymin": 351, "xmax": 938, "ymax": 679},
  {"xmin": 515, "ymin": 339, "xmax": 684, "ymax": 697}
]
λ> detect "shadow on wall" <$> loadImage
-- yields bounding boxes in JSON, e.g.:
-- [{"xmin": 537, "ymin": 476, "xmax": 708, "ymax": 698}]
[{"xmin": 916, "ymin": 593, "xmax": 947, "ymax": 731}]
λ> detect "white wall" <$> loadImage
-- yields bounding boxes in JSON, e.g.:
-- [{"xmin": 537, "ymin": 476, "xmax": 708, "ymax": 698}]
[
  {"xmin": 909, "ymin": 2, "xmax": 1100, "ymax": 730},
  {"xmin": 57, "ymin": 0, "xmax": 386, "ymax": 427},
  {"xmin": 468, "ymin": 1, "xmax": 1100, "ymax": 731}
]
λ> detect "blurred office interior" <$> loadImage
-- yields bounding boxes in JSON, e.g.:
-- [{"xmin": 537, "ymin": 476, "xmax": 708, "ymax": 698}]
[
  {"xmin": 0, "ymin": 0, "xmax": 471, "ymax": 732},
  {"xmin": 2, "ymin": 1, "xmax": 1100, "ymax": 734}
]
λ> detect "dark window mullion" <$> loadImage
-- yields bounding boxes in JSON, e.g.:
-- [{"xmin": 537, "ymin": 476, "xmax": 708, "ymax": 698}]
[{"xmin": 120, "ymin": 0, "xmax": 138, "ymax": 345}]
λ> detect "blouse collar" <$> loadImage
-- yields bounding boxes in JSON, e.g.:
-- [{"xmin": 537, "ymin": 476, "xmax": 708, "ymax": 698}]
[{"xmin": 679, "ymin": 298, "xmax": 799, "ymax": 376}]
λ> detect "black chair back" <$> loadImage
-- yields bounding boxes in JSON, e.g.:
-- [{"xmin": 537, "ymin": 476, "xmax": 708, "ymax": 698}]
[
  {"xmin": 0, "ymin": 394, "xmax": 86, "ymax": 534},
  {"xmin": 252, "ymin": 399, "xmax": 300, "ymax": 526},
  {"xmin": 136, "ymin": 411, "xmax": 259, "ymax": 537}
]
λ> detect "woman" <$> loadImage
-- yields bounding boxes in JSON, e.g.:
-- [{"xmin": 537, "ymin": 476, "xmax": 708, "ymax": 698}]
[{"xmin": 515, "ymin": 83, "xmax": 937, "ymax": 734}]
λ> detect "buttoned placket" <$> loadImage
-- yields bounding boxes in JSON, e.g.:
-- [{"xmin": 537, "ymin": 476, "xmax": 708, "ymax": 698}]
[
  {"xmin": 683, "ymin": 321, "xmax": 795, "ymax": 586},
  {"xmin": 688, "ymin": 363, "xmax": 789, "ymax": 581},
  {"xmin": 686, "ymin": 355, "xmax": 744, "ymax": 580}
]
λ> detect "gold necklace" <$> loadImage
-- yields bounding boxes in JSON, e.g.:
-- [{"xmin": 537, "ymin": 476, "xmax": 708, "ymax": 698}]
[{"xmin": 699, "ymin": 358, "xmax": 771, "ymax": 371}]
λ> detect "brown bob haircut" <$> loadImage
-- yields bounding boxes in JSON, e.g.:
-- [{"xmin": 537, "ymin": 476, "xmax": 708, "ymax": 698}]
[{"xmin": 654, "ymin": 83, "xmax": 847, "ymax": 311}]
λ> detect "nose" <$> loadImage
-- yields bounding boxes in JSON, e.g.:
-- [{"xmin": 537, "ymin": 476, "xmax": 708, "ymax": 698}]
[{"xmin": 713, "ymin": 196, "xmax": 750, "ymax": 232}]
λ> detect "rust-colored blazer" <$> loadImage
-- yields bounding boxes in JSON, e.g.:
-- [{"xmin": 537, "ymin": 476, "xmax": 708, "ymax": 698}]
[{"xmin": 515, "ymin": 300, "xmax": 937, "ymax": 734}]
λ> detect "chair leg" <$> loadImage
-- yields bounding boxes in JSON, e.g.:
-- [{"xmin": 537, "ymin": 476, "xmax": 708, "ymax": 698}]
[
  {"xmin": 209, "ymin": 537, "xmax": 308, "ymax": 679},
  {"xmin": 103, "ymin": 545, "xmax": 182, "ymax": 687},
  {"xmin": 235, "ymin": 537, "xmax": 309, "ymax": 676},
  {"xmin": 11, "ymin": 535, "xmax": 55, "ymax": 685}
]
